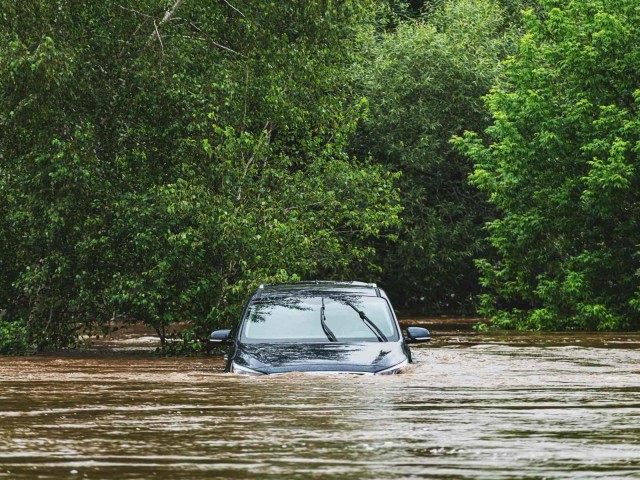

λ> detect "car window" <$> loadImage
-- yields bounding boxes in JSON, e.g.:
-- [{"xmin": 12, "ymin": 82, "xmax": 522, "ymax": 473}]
[
  {"xmin": 242, "ymin": 295, "xmax": 398, "ymax": 342},
  {"xmin": 324, "ymin": 298, "xmax": 396, "ymax": 338}
]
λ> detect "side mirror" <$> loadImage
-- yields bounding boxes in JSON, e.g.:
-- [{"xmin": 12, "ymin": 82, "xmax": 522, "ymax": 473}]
[
  {"xmin": 405, "ymin": 326, "xmax": 431, "ymax": 343},
  {"xmin": 209, "ymin": 329, "xmax": 232, "ymax": 344}
]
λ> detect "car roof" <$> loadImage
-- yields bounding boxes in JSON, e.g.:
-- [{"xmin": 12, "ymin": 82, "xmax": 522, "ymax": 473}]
[{"xmin": 254, "ymin": 281, "xmax": 382, "ymax": 298}]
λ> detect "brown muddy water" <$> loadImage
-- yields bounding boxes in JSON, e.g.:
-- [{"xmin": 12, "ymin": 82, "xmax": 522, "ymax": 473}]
[{"xmin": 1, "ymin": 319, "xmax": 640, "ymax": 479}]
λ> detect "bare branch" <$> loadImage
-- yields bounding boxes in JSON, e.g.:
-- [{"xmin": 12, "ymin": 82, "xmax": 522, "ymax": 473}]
[
  {"xmin": 153, "ymin": 19, "xmax": 165, "ymax": 55},
  {"xmin": 117, "ymin": 5, "xmax": 150, "ymax": 57},
  {"xmin": 188, "ymin": 22, "xmax": 246, "ymax": 57},
  {"xmin": 118, "ymin": 5, "xmax": 154, "ymax": 19},
  {"xmin": 159, "ymin": 0, "xmax": 184, "ymax": 26},
  {"xmin": 148, "ymin": 0, "xmax": 184, "ymax": 44},
  {"xmin": 208, "ymin": 38, "xmax": 244, "ymax": 57},
  {"xmin": 222, "ymin": 0, "xmax": 245, "ymax": 17},
  {"xmin": 243, "ymin": 64, "xmax": 249, "ymax": 129}
]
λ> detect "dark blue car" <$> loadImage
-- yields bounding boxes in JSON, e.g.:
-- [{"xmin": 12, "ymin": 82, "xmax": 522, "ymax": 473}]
[{"xmin": 210, "ymin": 281, "xmax": 431, "ymax": 375}]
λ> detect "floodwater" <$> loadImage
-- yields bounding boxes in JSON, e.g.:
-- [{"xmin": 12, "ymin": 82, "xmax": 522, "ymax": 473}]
[{"xmin": 1, "ymin": 320, "xmax": 639, "ymax": 479}]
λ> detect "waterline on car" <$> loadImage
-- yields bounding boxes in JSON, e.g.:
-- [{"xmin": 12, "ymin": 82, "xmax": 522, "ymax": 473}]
[{"xmin": 210, "ymin": 281, "xmax": 431, "ymax": 375}]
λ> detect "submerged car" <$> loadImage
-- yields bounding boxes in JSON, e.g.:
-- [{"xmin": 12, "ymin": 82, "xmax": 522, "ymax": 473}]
[{"xmin": 210, "ymin": 281, "xmax": 431, "ymax": 375}]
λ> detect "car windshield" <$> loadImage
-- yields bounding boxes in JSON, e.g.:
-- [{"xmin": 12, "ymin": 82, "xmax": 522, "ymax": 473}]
[{"xmin": 241, "ymin": 295, "xmax": 398, "ymax": 342}]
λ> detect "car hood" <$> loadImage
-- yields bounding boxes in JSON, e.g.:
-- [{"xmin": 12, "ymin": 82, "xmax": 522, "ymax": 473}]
[{"xmin": 233, "ymin": 341, "xmax": 408, "ymax": 374}]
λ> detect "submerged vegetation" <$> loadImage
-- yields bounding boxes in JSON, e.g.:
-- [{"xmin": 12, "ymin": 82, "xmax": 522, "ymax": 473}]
[{"xmin": 1, "ymin": 0, "xmax": 639, "ymax": 352}]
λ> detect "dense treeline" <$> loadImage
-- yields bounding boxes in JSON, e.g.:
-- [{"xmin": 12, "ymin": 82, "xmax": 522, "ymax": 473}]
[
  {"xmin": 454, "ymin": 0, "xmax": 640, "ymax": 331},
  {"xmin": 1, "ymin": 0, "xmax": 638, "ymax": 353},
  {"xmin": 0, "ymin": 1, "xmax": 401, "ymax": 352},
  {"xmin": 355, "ymin": 0, "xmax": 522, "ymax": 312}
]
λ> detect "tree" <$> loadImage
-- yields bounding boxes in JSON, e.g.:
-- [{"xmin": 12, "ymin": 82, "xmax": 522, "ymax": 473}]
[
  {"xmin": 453, "ymin": 0, "xmax": 640, "ymax": 330},
  {"xmin": 0, "ymin": 1, "xmax": 400, "ymax": 350},
  {"xmin": 353, "ymin": 0, "xmax": 515, "ymax": 312}
]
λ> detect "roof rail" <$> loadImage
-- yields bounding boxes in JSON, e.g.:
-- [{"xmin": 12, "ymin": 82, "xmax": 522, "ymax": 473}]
[{"xmin": 261, "ymin": 280, "xmax": 378, "ymax": 289}]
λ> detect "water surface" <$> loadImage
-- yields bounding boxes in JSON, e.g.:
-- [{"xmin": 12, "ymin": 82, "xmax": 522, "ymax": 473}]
[{"xmin": 1, "ymin": 322, "xmax": 639, "ymax": 479}]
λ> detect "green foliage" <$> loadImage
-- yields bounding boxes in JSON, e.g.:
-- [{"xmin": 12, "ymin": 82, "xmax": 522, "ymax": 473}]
[
  {"xmin": 388, "ymin": 0, "xmax": 538, "ymax": 25},
  {"xmin": 0, "ymin": 318, "xmax": 30, "ymax": 355},
  {"xmin": 7, "ymin": 0, "xmax": 631, "ymax": 344},
  {"xmin": 354, "ymin": 0, "xmax": 516, "ymax": 312},
  {"xmin": 453, "ymin": 0, "xmax": 640, "ymax": 330},
  {"xmin": 0, "ymin": 1, "xmax": 400, "ymax": 350},
  {"xmin": 472, "ymin": 321, "xmax": 490, "ymax": 333}
]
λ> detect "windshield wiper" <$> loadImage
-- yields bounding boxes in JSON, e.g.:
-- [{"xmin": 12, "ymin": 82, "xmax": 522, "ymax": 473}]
[
  {"xmin": 320, "ymin": 297, "xmax": 338, "ymax": 342},
  {"xmin": 343, "ymin": 301, "xmax": 388, "ymax": 342}
]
